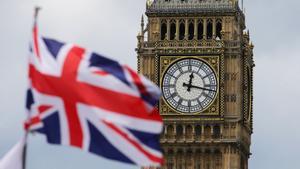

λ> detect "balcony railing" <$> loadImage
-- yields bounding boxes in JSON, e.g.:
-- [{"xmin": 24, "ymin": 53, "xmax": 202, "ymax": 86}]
[
  {"xmin": 147, "ymin": 0, "xmax": 238, "ymax": 13},
  {"xmin": 142, "ymin": 40, "xmax": 223, "ymax": 49}
]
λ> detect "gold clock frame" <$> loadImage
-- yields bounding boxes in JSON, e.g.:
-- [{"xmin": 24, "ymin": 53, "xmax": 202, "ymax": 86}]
[{"xmin": 159, "ymin": 55, "xmax": 225, "ymax": 117}]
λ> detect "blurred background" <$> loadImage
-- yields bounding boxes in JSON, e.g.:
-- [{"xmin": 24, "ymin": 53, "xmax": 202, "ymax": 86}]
[{"xmin": 0, "ymin": 0, "xmax": 299, "ymax": 168}]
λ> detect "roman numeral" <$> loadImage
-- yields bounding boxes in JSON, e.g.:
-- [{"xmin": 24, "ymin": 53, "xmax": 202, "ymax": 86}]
[
  {"xmin": 164, "ymin": 84, "xmax": 175, "ymax": 88},
  {"xmin": 202, "ymin": 92, "xmax": 213, "ymax": 99},
  {"xmin": 204, "ymin": 84, "xmax": 217, "ymax": 88},
  {"xmin": 203, "ymin": 72, "xmax": 213, "ymax": 79}
]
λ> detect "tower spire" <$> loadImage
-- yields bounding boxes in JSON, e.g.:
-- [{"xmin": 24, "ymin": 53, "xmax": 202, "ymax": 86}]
[
  {"xmin": 242, "ymin": 0, "xmax": 244, "ymax": 11},
  {"xmin": 141, "ymin": 15, "xmax": 145, "ymax": 36}
]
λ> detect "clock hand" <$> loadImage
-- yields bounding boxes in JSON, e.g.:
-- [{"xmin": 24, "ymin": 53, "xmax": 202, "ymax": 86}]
[
  {"xmin": 183, "ymin": 83, "xmax": 216, "ymax": 92},
  {"xmin": 189, "ymin": 85, "xmax": 216, "ymax": 92},
  {"xmin": 186, "ymin": 73, "xmax": 194, "ymax": 92}
]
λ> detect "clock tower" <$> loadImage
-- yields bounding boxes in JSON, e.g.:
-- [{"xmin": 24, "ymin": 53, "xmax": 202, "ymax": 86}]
[{"xmin": 136, "ymin": 0, "xmax": 254, "ymax": 169}]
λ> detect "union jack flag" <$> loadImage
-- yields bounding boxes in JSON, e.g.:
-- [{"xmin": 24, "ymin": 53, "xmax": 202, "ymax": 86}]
[{"xmin": 24, "ymin": 21, "xmax": 163, "ymax": 166}]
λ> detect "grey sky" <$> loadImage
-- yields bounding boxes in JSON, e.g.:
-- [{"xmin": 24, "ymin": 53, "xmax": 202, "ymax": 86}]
[{"xmin": 0, "ymin": 0, "xmax": 299, "ymax": 169}]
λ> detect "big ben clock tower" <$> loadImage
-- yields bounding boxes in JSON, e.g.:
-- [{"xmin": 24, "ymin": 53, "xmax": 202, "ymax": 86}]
[{"xmin": 136, "ymin": 0, "xmax": 254, "ymax": 169}]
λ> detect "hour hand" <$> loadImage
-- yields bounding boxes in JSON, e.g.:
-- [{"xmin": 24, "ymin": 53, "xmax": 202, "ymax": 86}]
[
  {"xmin": 189, "ymin": 73, "xmax": 194, "ymax": 84},
  {"xmin": 183, "ymin": 82, "xmax": 192, "ymax": 92},
  {"xmin": 185, "ymin": 73, "xmax": 194, "ymax": 92}
]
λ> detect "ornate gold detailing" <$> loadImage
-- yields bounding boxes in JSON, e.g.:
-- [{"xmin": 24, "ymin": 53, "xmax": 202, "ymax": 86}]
[{"xmin": 159, "ymin": 55, "xmax": 225, "ymax": 118}]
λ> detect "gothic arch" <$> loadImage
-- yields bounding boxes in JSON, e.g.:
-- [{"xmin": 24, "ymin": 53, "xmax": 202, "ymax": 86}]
[
  {"xmin": 161, "ymin": 20, "xmax": 167, "ymax": 40},
  {"xmin": 170, "ymin": 19, "xmax": 176, "ymax": 40},
  {"xmin": 213, "ymin": 125, "xmax": 221, "ymax": 138},
  {"xmin": 216, "ymin": 19, "xmax": 223, "ymax": 39},
  {"xmin": 198, "ymin": 19, "xmax": 204, "ymax": 40},
  {"xmin": 188, "ymin": 20, "xmax": 194, "ymax": 40},
  {"xmin": 204, "ymin": 125, "xmax": 211, "ymax": 139},
  {"xmin": 176, "ymin": 125, "xmax": 184, "ymax": 139},
  {"xmin": 186, "ymin": 125, "xmax": 193, "ymax": 139},
  {"xmin": 179, "ymin": 19, "xmax": 185, "ymax": 40},
  {"xmin": 167, "ymin": 125, "xmax": 174, "ymax": 139},
  {"xmin": 207, "ymin": 19, "xmax": 213, "ymax": 39}
]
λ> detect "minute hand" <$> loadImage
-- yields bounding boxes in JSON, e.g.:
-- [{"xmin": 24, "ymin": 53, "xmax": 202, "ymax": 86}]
[{"xmin": 189, "ymin": 84, "xmax": 216, "ymax": 92}]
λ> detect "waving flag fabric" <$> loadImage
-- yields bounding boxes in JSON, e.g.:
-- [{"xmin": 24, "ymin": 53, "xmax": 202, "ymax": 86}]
[{"xmin": 24, "ymin": 23, "xmax": 163, "ymax": 166}]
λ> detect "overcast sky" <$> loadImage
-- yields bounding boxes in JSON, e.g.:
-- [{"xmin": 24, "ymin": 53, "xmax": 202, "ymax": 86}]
[{"xmin": 0, "ymin": 0, "xmax": 300, "ymax": 169}]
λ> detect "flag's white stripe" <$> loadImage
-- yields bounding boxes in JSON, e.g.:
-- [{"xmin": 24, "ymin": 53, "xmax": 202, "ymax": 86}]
[
  {"xmin": 77, "ymin": 104, "xmax": 91, "ymax": 151},
  {"xmin": 38, "ymin": 37, "xmax": 61, "ymax": 76},
  {"xmin": 122, "ymin": 65, "xmax": 139, "ymax": 93},
  {"xmin": 30, "ymin": 37, "xmax": 74, "ymax": 79},
  {"xmin": 78, "ymin": 104, "xmax": 162, "ymax": 134},
  {"xmin": 56, "ymin": 44, "xmax": 73, "ymax": 73},
  {"xmin": 78, "ymin": 104, "xmax": 162, "ymax": 165},
  {"xmin": 112, "ymin": 123, "xmax": 163, "ymax": 158},
  {"xmin": 31, "ymin": 88, "xmax": 70, "ymax": 145},
  {"xmin": 28, "ymin": 123, "xmax": 44, "ymax": 131},
  {"xmin": 77, "ymin": 51, "xmax": 140, "ymax": 97},
  {"xmin": 85, "ymin": 113, "xmax": 153, "ymax": 166}
]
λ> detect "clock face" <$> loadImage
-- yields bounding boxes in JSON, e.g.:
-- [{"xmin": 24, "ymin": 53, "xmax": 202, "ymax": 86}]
[{"xmin": 162, "ymin": 58, "xmax": 218, "ymax": 114}]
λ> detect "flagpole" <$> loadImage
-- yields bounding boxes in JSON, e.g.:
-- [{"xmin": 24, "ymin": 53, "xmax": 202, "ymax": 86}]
[
  {"xmin": 22, "ymin": 133, "xmax": 28, "ymax": 169},
  {"xmin": 22, "ymin": 7, "xmax": 42, "ymax": 169}
]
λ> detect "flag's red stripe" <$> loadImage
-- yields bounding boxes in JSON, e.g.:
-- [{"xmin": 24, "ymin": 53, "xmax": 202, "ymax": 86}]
[
  {"xmin": 60, "ymin": 46, "xmax": 85, "ymax": 148},
  {"xmin": 103, "ymin": 121, "xmax": 163, "ymax": 164},
  {"xmin": 64, "ymin": 100, "xmax": 83, "ymax": 147},
  {"xmin": 93, "ymin": 70, "xmax": 109, "ymax": 76},
  {"xmin": 126, "ymin": 66, "xmax": 150, "ymax": 98},
  {"xmin": 38, "ymin": 105, "xmax": 52, "ymax": 114},
  {"xmin": 25, "ymin": 116, "xmax": 41, "ymax": 130},
  {"xmin": 33, "ymin": 26, "xmax": 40, "ymax": 60}
]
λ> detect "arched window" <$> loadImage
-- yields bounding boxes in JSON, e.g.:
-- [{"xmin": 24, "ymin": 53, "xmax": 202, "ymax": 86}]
[
  {"xmin": 161, "ymin": 21, "xmax": 167, "ymax": 40},
  {"xmin": 195, "ymin": 125, "xmax": 202, "ymax": 136},
  {"xmin": 170, "ymin": 21, "xmax": 176, "ymax": 40},
  {"xmin": 204, "ymin": 125, "xmax": 211, "ymax": 139},
  {"xmin": 179, "ymin": 20, "xmax": 185, "ymax": 40},
  {"xmin": 188, "ymin": 21, "xmax": 194, "ymax": 40},
  {"xmin": 213, "ymin": 125, "xmax": 221, "ymax": 138},
  {"xmin": 207, "ymin": 20, "xmax": 213, "ymax": 39},
  {"xmin": 167, "ymin": 125, "xmax": 174, "ymax": 139},
  {"xmin": 186, "ymin": 125, "xmax": 193, "ymax": 139},
  {"xmin": 216, "ymin": 19, "xmax": 222, "ymax": 39},
  {"xmin": 176, "ymin": 125, "xmax": 184, "ymax": 139},
  {"xmin": 198, "ymin": 20, "xmax": 204, "ymax": 40}
]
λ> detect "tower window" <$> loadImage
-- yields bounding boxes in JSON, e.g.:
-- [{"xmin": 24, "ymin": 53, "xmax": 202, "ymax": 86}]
[
  {"xmin": 213, "ymin": 125, "xmax": 221, "ymax": 138},
  {"xmin": 198, "ymin": 21, "xmax": 204, "ymax": 40},
  {"xmin": 216, "ymin": 20, "xmax": 222, "ymax": 39},
  {"xmin": 207, "ymin": 20, "xmax": 213, "ymax": 39},
  {"xmin": 176, "ymin": 125, "xmax": 184, "ymax": 138},
  {"xmin": 195, "ymin": 125, "xmax": 202, "ymax": 136},
  {"xmin": 167, "ymin": 125, "xmax": 174, "ymax": 138},
  {"xmin": 204, "ymin": 125, "xmax": 211, "ymax": 138},
  {"xmin": 186, "ymin": 125, "xmax": 193, "ymax": 139},
  {"xmin": 161, "ymin": 22, "xmax": 167, "ymax": 40},
  {"xmin": 188, "ymin": 22, "xmax": 194, "ymax": 40},
  {"xmin": 170, "ymin": 22, "xmax": 176, "ymax": 40},
  {"xmin": 179, "ymin": 22, "xmax": 185, "ymax": 40}
]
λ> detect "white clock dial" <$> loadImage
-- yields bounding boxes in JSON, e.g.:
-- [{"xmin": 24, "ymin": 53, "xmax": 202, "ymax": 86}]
[{"xmin": 162, "ymin": 58, "xmax": 218, "ymax": 113}]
